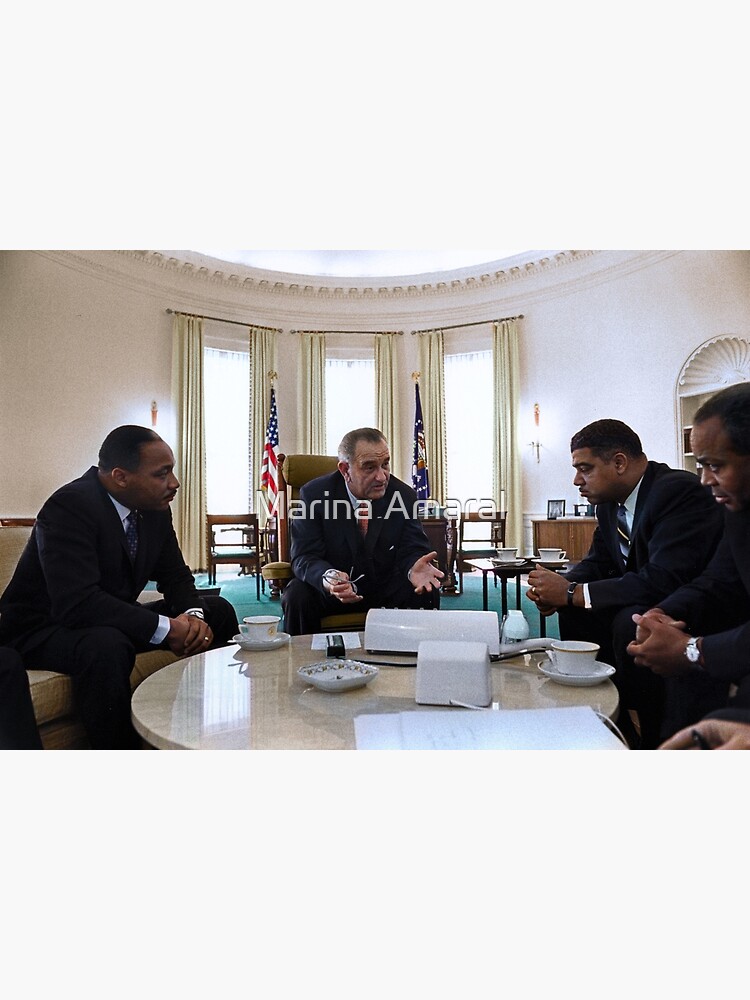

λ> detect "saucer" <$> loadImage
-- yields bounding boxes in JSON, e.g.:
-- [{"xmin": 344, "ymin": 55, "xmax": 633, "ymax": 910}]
[
  {"xmin": 233, "ymin": 632, "xmax": 291, "ymax": 651},
  {"xmin": 530, "ymin": 557, "xmax": 569, "ymax": 567},
  {"xmin": 298, "ymin": 660, "xmax": 378, "ymax": 692},
  {"xmin": 490, "ymin": 558, "xmax": 528, "ymax": 568},
  {"xmin": 537, "ymin": 660, "xmax": 615, "ymax": 687}
]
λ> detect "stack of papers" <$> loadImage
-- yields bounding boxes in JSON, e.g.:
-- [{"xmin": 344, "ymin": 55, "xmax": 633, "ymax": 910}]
[{"xmin": 354, "ymin": 706, "xmax": 626, "ymax": 750}]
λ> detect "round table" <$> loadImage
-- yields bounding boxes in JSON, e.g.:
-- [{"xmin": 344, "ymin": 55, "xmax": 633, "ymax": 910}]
[{"xmin": 131, "ymin": 634, "xmax": 620, "ymax": 749}]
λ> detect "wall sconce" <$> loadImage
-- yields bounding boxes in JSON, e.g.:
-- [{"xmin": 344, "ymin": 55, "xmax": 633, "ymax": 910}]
[{"xmin": 529, "ymin": 402, "xmax": 541, "ymax": 462}]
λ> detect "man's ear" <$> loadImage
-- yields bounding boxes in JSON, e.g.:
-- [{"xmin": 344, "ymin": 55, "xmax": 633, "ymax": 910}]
[
  {"xmin": 612, "ymin": 451, "xmax": 629, "ymax": 474},
  {"xmin": 110, "ymin": 466, "xmax": 130, "ymax": 489},
  {"xmin": 338, "ymin": 460, "xmax": 350, "ymax": 480}
]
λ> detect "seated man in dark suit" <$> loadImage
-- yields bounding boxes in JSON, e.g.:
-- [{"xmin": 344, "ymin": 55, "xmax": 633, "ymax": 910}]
[
  {"xmin": 629, "ymin": 384, "xmax": 750, "ymax": 738},
  {"xmin": 526, "ymin": 418, "xmax": 723, "ymax": 748},
  {"xmin": 281, "ymin": 427, "xmax": 444, "ymax": 635},
  {"xmin": 0, "ymin": 425, "xmax": 238, "ymax": 749}
]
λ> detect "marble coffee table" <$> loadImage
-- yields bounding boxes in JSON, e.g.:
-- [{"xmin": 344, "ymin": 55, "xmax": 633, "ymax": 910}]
[{"xmin": 130, "ymin": 634, "xmax": 620, "ymax": 749}]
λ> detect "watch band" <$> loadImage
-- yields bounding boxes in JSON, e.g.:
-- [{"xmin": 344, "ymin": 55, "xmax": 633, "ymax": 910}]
[{"xmin": 567, "ymin": 582, "xmax": 577, "ymax": 607}]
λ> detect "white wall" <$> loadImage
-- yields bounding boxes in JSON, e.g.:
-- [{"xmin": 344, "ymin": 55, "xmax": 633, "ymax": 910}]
[{"xmin": 2, "ymin": 250, "xmax": 749, "ymax": 530}]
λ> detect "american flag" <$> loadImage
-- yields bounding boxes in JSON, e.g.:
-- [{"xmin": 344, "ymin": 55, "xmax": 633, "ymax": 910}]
[
  {"xmin": 260, "ymin": 387, "xmax": 279, "ymax": 505},
  {"xmin": 412, "ymin": 382, "xmax": 429, "ymax": 502}
]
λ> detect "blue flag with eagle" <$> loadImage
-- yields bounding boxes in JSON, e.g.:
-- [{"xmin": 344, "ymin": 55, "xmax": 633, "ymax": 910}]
[{"xmin": 411, "ymin": 382, "xmax": 429, "ymax": 503}]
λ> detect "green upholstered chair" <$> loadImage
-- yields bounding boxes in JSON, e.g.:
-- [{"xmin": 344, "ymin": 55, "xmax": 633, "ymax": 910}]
[{"xmin": 261, "ymin": 453, "xmax": 368, "ymax": 632}]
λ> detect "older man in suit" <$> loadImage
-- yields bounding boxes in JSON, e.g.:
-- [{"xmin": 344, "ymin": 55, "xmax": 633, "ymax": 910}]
[
  {"xmin": 0, "ymin": 426, "xmax": 238, "ymax": 749},
  {"xmin": 527, "ymin": 418, "xmax": 724, "ymax": 748},
  {"xmin": 281, "ymin": 427, "xmax": 444, "ymax": 635}
]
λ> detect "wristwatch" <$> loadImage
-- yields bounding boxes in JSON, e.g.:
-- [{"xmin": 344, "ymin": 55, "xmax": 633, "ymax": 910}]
[
  {"xmin": 685, "ymin": 636, "xmax": 702, "ymax": 668},
  {"xmin": 566, "ymin": 582, "xmax": 578, "ymax": 607}
]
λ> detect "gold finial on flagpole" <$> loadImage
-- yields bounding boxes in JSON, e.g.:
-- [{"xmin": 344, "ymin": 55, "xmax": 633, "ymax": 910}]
[
  {"xmin": 268, "ymin": 370, "xmax": 278, "ymax": 383},
  {"xmin": 411, "ymin": 371, "xmax": 421, "ymax": 382}
]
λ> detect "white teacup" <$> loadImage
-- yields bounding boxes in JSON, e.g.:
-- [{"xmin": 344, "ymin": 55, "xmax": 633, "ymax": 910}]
[
  {"xmin": 538, "ymin": 548, "xmax": 566, "ymax": 561},
  {"xmin": 549, "ymin": 640, "xmax": 600, "ymax": 675},
  {"xmin": 494, "ymin": 547, "xmax": 518, "ymax": 562},
  {"xmin": 240, "ymin": 615, "xmax": 281, "ymax": 641}
]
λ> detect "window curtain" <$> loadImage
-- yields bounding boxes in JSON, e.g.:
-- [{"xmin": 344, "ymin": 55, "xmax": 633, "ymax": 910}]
[
  {"xmin": 171, "ymin": 313, "xmax": 206, "ymax": 570},
  {"xmin": 249, "ymin": 327, "xmax": 277, "ymax": 513},
  {"xmin": 493, "ymin": 318, "xmax": 522, "ymax": 548},
  {"xmin": 374, "ymin": 333, "xmax": 401, "ymax": 477},
  {"xmin": 417, "ymin": 330, "xmax": 447, "ymax": 503},
  {"xmin": 299, "ymin": 332, "xmax": 327, "ymax": 453}
]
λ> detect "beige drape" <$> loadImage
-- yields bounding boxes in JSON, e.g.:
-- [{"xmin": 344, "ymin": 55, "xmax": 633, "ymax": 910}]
[
  {"xmin": 171, "ymin": 314, "xmax": 206, "ymax": 570},
  {"xmin": 493, "ymin": 318, "xmax": 522, "ymax": 548},
  {"xmin": 299, "ymin": 332, "xmax": 327, "ymax": 453},
  {"xmin": 417, "ymin": 330, "xmax": 447, "ymax": 503},
  {"xmin": 249, "ymin": 327, "xmax": 277, "ymax": 513},
  {"xmin": 374, "ymin": 333, "xmax": 401, "ymax": 477}
]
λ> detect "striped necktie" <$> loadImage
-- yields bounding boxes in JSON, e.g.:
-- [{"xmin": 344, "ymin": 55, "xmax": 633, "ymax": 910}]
[
  {"xmin": 125, "ymin": 511, "xmax": 139, "ymax": 561},
  {"xmin": 357, "ymin": 501, "xmax": 369, "ymax": 538},
  {"xmin": 616, "ymin": 504, "xmax": 630, "ymax": 562}
]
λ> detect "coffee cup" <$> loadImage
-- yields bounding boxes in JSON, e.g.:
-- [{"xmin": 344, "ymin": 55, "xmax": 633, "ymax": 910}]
[
  {"xmin": 240, "ymin": 615, "xmax": 281, "ymax": 641},
  {"xmin": 494, "ymin": 547, "xmax": 518, "ymax": 562},
  {"xmin": 548, "ymin": 640, "xmax": 600, "ymax": 675},
  {"xmin": 538, "ymin": 548, "xmax": 566, "ymax": 561}
]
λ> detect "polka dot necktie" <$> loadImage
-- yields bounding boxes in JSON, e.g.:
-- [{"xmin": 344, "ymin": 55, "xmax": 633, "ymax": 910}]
[
  {"xmin": 125, "ymin": 511, "xmax": 139, "ymax": 561},
  {"xmin": 616, "ymin": 504, "xmax": 630, "ymax": 563}
]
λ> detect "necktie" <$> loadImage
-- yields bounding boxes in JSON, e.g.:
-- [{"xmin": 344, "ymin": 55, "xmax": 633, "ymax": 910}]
[
  {"xmin": 616, "ymin": 504, "xmax": 630, "ymax": 563},
  {"xmin": 125, "ymin": 511, "xmax": 139, "ymax": 561},
  {"xmin": 357, "ymin": 501, "xmax": 369, "ymax": 538}
]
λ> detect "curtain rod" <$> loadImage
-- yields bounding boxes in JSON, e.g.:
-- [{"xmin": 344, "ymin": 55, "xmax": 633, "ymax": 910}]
[
  {"xmin": 166, "ymin": 308, "xmax": 283, "ymax": 333},
  {"xmin": 290, "ymin": 329, "xmax": 403, "ymax": 336},
  {"xmin": 411, "ymin": 315, "xmax": 524, "ymax": 334}
]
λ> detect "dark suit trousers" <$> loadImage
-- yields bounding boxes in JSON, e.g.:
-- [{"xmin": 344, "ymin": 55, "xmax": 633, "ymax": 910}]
[
  {"xmin": 557, "ymin": 604, "xmax": 668, "ymax": 748},
  {"xmin": 0, "ymin": 647, "xmax": 43, "ymax": 750},
  {"xmin": 14, "ymin": 596, "xmax": 239, "ymax": 750},
  {"xmin": 282, "ymin": 578, "xmax": 438, "ymax": 636}
]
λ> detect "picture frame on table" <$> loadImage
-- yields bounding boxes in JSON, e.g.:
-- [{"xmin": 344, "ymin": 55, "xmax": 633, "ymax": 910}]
[{"xmin": 547, "ymin": 499, "xmax": 565, "ymax": 520}]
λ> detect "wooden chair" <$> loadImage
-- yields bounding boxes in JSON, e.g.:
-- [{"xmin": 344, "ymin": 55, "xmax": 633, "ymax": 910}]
[
  {"xmin": 419, "ymin": 515, "xmax": 458, "ymax": 595},
  {"xmin": 206, "ymin": 513, "xmax": 263, "ymax": 598},
  {"xmin": 456, "ymin": 511, "xmax": 507, "ymax": 594}
]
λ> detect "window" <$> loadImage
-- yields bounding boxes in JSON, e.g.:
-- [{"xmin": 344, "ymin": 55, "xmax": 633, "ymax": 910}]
[
  {"xmin": 203, "ymin": 347, "xmax": 250, "ymax": 512},
  {"xmin": 444, "ymin": 350, "xmax": 494, "ymax": 508},
  {"xmin": 325, "ymin": 357, "xmax": 376, "ymax": 456}
]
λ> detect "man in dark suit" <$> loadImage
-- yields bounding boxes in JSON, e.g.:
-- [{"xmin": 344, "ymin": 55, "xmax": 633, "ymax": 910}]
[
  {"xmin": 281, "ymin": 427, "xmax": 444, "ymax": 635},
  {"xmin": 0, "ymin": 647, "xmax": 43, "ymax": 749},
  {"xmin": 628, "ymin": 384, "xmax": 750, "ymax": 738},
  {"xmin": 0, "ymin": 425, "xmax": 238, "ymax": 749},
  {"xmin": 527, "ymin": 418, "xmax": 723, "ymax": 748}
]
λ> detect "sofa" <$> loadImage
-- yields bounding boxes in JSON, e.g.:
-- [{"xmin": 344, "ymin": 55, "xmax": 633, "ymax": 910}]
[{"xmin": 0, "ymin": 522, "xmax": 178, "ymax": 749}]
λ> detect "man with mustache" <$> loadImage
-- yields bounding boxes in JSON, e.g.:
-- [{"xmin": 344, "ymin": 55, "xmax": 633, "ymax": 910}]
[
  {"xmin": 629, "ymin": 384, "xmax": 750, "ymax": 738},
  {"xmin": 0, "ymin": 425, "xmax": 238, "ymax": 748},
  {"xmin": 527, "ymin": 418, "xmax": 723, "ymax": 748}
]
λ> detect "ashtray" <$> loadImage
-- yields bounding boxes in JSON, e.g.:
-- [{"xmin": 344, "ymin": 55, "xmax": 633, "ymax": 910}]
[{"xmin": 297, "ymin": 659, "xmax": 379, "ymax": 692}]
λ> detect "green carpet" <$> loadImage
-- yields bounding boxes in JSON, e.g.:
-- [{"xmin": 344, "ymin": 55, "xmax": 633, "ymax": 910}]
[{"xmin": 191, "ymin": 567, "xmax": 560, "ymax": 640}]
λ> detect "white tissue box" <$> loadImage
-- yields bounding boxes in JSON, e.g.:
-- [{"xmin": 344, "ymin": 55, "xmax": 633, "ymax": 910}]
[{"xmin": 415, "ymin": 640, "xmax": 492, "ymax": 707}]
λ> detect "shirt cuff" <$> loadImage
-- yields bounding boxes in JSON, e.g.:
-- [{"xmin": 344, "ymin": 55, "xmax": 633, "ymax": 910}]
[
  {"xmin": 150, "ymin": 614, "xmax": 171, "ymax": 645},
  {"xmin": 582, "ymin": 583, "xmax": 592, "ymax": 609}
]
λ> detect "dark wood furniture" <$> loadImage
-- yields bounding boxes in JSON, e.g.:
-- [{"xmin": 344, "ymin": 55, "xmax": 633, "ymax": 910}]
[
  {"xmin": 205, "ymin": 513, "xmax": 263, "ymax": 597},
  {"xmin": 456, "ymin": 512, "xmax": 507, "ymax": 594},
  {"xmin": 531, "ymin": 517, "xmax": 596, "ymax": 563}
]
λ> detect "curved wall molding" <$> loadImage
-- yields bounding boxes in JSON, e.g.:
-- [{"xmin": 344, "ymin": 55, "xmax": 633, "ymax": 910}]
[{"xmin": 32, "ymin": 249, "xmax": 684, "ymax": 333}]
